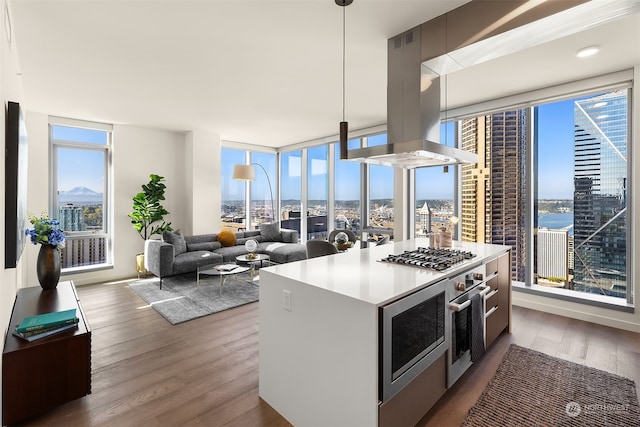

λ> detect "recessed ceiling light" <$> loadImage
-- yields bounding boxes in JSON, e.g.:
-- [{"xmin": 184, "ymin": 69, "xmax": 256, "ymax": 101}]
[{"xmin": 577, "ymin": 46, "xmax": 599, "ymax": 58}]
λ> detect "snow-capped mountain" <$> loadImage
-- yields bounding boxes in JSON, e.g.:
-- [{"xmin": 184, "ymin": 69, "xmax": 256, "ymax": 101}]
[{"xmin": 58, "ymin": 186, "xmax": 103, "ymax": 204}]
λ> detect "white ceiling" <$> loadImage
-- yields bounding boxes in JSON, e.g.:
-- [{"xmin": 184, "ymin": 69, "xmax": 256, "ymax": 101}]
[{"xmin": 9, "ymin": 0, "xmax": 640, "ymax": 148}]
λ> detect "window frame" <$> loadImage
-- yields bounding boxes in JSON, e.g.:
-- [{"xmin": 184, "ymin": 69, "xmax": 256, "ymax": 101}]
[
  {"xmin": 450, "ymin": 71, "xmax": 633, "ymax": 307},
  {"xmin": 49, "ymin": 117, "xmax": 113, "ymax": 273},
  {"xmin": 220, "ymin": 147, "xmax": 248, "ymax": 231}
]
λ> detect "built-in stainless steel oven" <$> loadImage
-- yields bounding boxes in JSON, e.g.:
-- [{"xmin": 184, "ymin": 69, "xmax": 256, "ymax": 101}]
[
  {"xmin": 447, "ymin": 265, "xmax": 489, "ymax": 387},
  {"xmin": 379, "ymin": 279, "xmax": 449, "ymax": 402}
]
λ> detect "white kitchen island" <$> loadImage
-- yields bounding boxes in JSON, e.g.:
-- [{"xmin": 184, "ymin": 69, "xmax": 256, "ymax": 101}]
[{"xmin": 258, "ymin": 238, "xmax": 510, "ymax": 426}]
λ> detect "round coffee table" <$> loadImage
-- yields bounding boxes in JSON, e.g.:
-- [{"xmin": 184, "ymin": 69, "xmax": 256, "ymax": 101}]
[
  {"xmin": 235, "ymin": 254, "xmax": 271, "ymax": 279},
  {"xmin": 197, "ymin": 263, "xmax": 250, "ymax": 295}
]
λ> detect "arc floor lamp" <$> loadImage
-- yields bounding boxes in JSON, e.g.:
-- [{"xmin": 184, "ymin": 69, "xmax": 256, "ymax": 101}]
[{"xmin": 232, "ymin": 163, "xmax": 276, "ymax": 224}]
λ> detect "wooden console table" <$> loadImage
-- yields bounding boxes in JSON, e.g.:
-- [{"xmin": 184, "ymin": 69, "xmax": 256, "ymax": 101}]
[{"xmin": 2, "ymin": 281, "xmax": 91, "ymax": 425}]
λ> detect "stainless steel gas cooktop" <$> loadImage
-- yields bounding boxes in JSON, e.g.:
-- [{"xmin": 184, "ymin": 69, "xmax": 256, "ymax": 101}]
[{"xmin": 379, "ymin": 247, "xmax": 476, "ymax": 271}]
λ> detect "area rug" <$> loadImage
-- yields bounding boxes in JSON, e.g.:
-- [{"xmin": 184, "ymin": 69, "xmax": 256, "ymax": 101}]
[
  {"xmin": 462, "ymin": 344, "xmax": 640, "ymax": 426},
  {"xmin": 128, "ymin": 272, "xmax": 258, "ymax": 325}
]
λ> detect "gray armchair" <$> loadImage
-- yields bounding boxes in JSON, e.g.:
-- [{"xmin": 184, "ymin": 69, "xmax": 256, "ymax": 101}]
[{"xmin": 306, "ymin": 240, "xmax": 339, "ymax": 259}]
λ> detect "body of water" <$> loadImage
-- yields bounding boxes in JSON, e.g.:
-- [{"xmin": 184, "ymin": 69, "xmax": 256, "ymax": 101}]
[{"xmin": 538, "ymin": 212, "xmax": 573, "ymax": 235}]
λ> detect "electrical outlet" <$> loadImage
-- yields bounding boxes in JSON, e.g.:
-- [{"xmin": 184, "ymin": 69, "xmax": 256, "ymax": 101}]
[{"xmin": 282, "ymin": 289, "xmax": 291, "ymax": 311}]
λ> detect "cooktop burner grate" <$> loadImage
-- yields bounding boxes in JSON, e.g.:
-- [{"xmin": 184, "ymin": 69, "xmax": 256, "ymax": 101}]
[{"xmin": 379, "ymin": 247, "xmax": 475, "ymax": 271}]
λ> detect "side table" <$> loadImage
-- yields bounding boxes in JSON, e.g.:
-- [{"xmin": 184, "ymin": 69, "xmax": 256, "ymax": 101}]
[
  {"xmin": 235, "ymin": 253, "xmax": 271, "ymax": 279},
  {"xmin": 197, "ymin": 264, "xmax": 251, "ymax": 294},
  {"xmin": 2, "ymin": 281, "xmax": 91, "ymax": 426}
]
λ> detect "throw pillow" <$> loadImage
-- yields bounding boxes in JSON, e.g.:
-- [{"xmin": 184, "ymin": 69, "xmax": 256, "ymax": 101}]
[
  {"xmin": 217, "ymin": 229, "xmax": 237, "ymax": 247},
  {"xmin": 163, "ymin": 230, "xmax": 187, "ymax": 255},
  {"xmin": 259, "ymin": 222, "xmax": 281, "ymax": 242},
  {"xmin": 187, "ymin": 241, "xmax": 222, "ymax": 252}
]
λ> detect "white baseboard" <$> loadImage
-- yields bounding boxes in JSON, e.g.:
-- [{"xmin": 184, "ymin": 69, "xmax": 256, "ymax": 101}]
[{"xmin": 512, "ymin": 291, "xmax": 640, "ymax": 333}]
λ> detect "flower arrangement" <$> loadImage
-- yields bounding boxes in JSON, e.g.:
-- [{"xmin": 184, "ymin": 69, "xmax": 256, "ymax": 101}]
[{"xmin": 25, "ymin": 213, "xmax": 66, "ymax": 247}]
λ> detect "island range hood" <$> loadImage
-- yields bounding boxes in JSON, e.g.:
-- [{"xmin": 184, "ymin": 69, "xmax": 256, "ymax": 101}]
[
  {"xmin": 341, "ymin": 0, "xmax": 610, "ymax": 169},
  {"xmin": 343, "ymin": 24, "xmax": 477, "ymax": 169}
]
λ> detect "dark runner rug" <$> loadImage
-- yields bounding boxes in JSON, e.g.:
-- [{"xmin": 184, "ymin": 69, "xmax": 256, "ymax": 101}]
[
  {"xmin": 128, "ymin": 272, "xmax": 258, "ymax": 325},
  {"xmin": 463, "ymin": 344, "xmax": 640, "ymax": 426}
]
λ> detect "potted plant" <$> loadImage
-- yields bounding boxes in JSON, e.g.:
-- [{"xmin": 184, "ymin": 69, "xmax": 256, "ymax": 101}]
[{"xmin": 128, "ymin": 174, "xmax": 173, "ymax": 275}]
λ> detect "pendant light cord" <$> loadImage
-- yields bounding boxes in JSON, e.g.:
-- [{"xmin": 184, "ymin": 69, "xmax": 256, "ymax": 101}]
[
  {"xmin": 342, "ymin": 5, "xmax": 346, "ymax": 122},
  {"xmin": 444, "ymin": 13, "xmax": 448, "ymax": 147},
  {"xmin": 337, "ymin": 0, "xmax": 352, "ymax": 160}
]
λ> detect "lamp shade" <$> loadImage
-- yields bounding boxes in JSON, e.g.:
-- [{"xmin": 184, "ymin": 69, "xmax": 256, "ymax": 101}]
[{"xmin": 232, "ymin": 164, "xmax": 255, "ymax": 181}]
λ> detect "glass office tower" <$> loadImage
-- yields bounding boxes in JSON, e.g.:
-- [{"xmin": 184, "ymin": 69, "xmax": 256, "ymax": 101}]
[{"xmin": 573, "ymin": 91, "xmax": 627, "ymax": 297}]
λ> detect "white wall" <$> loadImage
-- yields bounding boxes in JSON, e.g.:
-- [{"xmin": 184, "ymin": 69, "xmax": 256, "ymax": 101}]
[
  {"xmin": 105, "ymin": 123, "xmax": 189, "ymax": 284},
  {"xmin": 185, "ymin": 130, "xmax": 222, "ymax": 235},
  {"xmin": 1, "ymin": 0, "xmax": 26, "ymax": 418}
]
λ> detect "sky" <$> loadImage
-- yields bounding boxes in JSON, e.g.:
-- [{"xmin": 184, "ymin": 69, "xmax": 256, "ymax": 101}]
[
  {"xmin": 52, "ymin": 126, "xmax": 107, "ymax": 193},
  {"xmin": 536, "ymin": 99, "xmax": 575, "ymax": 199}
]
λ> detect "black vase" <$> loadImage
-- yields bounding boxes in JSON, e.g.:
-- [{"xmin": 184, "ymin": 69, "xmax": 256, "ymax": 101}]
[{"xmin": 37, "ymin": 244, "xmax": 61, "ymax": 290}]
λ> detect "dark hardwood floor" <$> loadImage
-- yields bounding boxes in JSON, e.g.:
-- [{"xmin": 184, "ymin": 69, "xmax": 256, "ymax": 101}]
[
  {"xmin": 419, "ymin": 306, "xmax": 640, "ymax": 426},
  {"xmin": 19, "ymin": 281, "xmax": 639, "ymax": 427}
]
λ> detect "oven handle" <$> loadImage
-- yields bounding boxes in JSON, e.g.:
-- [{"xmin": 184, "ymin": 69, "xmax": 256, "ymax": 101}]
[
  {"xmin": 448, "ymin": 300, "xmax": 470, "ymax": 312},
  {"xmin": 449, "ymin": 285, "xmax": 490, "ymax": 312}
]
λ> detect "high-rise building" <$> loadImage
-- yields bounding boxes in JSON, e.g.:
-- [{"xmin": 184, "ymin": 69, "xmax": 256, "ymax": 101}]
[
  {"xmin": 568, "ymin": 235, "xmax": 574, "ymax": 272},
  {"xmin": 536, "ymin": 228, "xmax": 569, "ymax": 283},
  {"xmin": 460, "ymin": 111, "xmax": 527, "ymax": 281},
  {"xmin": 58, "ymin": 205, "xmax": 85, "ymax": 231},
  {"xmin": 60, "ymin": 235, "xmax": 107, "ymax": 268},
  {"xmin": 573, "ymin": 91, "xmax": 627, "ymax": 297},
  {"xmin": 417, "ymin": 202, "xmax": 432, "ymax": 236}
]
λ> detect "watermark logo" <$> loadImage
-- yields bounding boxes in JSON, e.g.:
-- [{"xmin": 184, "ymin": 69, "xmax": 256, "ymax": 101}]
[
  {"xmin": 565, "ymin": 401, "xmax": 581, "ymax": 417},
  {"xmin": 565, "ymin": 400, "xmax": 631, "ymax": 417},
  {"xmin": 583, "ymin": 403, "xmax": 630, "ymax": 414}
]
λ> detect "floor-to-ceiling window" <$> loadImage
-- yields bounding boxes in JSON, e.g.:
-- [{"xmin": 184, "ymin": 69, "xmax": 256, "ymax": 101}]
[
  {"xmin": 415, "ymin": 123, "xmax": 456, "ymax": 237},
  {"xmin": 534, "ymin": 90, "xmax": 629, "ymax": 299},
  {"xmin": 250, "ymin": 152, "xmax": 277, "ymax": 227},
  {"xmin": 221, "ymin": 148, "xmax": 247, "ymax": 231},
  {"xmin": 367, "ymin": 133, "xmax": 394, "ymax": 243},
  {"xmin": 307, "ymin": 146, "xmax": 328, "ymax": 240},
  {"xmin": 280, "ymin": 150, "xmax": 302, "ymax": 235},
  {"xmin": 460, "ymin": 109, "xmax": 529, "ymax": 282},
  {"xmin": 273, "ymin": 131, "xmax": 392, "ymax": 245},
  {"xmin": 50, "ymin": 118, "xmax": 111, "ymax": 271},
  {"xmin": 334, "ymin": 139, "xmax": 361, "ymax": 237},
  {"xmin": 455, "ymin": 78, "xmax": 631, "ymax": 304}
]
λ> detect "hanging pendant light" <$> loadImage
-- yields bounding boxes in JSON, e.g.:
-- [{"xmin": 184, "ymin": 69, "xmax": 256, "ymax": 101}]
[
  {"xmin": 443, "ymin": 13, "xmax": 449, "ymax": 174},
  {"xmin": 337, "ymin": 0, "xmax": 353, "ymax": 160}
]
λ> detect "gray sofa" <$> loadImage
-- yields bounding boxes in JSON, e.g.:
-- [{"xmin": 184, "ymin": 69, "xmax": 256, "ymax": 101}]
[{"xmin": 145, "ymin": 226, "xmax": 306, "ymax": 287}]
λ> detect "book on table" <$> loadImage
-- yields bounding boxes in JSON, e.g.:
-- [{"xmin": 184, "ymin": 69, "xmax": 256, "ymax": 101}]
[
  {"xmin": 214, "ymin": 264, "xmax": 239, "ymax": 272},
  {"xmin": 15, "ymin": 308, "xmax": 79, "ymax": 334},
  {"xmin": 12, "ymin": 322, "xmax": 79, "ymax": 342}
]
